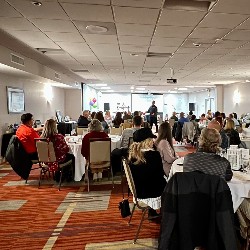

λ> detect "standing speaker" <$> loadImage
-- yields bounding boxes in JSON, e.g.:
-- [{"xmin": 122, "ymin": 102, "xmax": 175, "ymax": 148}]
[
  {"xmin": 189, "ymin": 103, "xmax": 195, "ymax": 111},
  {"xmin": 104, "ymin": 103, "xmax": 110, "ymax": 111}
]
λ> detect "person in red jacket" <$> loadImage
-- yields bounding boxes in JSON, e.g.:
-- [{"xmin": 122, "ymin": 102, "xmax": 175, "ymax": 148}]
[
  {"xmin": 81, "ymin": 119, "xmax": 108, "ymax": 180},
  {"xmin": 16, "ymin": 113, "xmax": 40, "ymax": 160}
]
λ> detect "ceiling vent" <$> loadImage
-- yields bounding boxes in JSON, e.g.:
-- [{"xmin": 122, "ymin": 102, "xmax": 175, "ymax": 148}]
[
  {"xmin": 142, "ymin": 71, "xmax": 158, "ymax": 75},
  {"xmin": 164, "ymin": 0, "xmax": 216, "ymax": 11},
  {"xmin": 147, "ymin": 52, "xmax": 172, "ymax": 58},
  {"xmin": 11, "ymin": 54, "xmax": 24, "ymax": 66},
  {"xmin": 55, "ymin": 72, "xmax": 61, "ymax": 80},
  {"xmin": 71, "ymin": 69, "xmax": 90, "ymax": 73},
  {"xmin": 36, "ymin": 48, "xmax": 65, "ymax": 55}
]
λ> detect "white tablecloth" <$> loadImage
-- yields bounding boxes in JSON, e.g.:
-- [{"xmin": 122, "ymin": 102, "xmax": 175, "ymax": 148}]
[
  {"xmin": 241, "ymin": 138, "xmax": 250, "ymax": 149},
  {"xmin": 169, "ymin": 158, "xmax": 250, "ymax": 212},
  {"xmin": 67, "ymin": 142, "xmax": 86, "ymax": 181},
  {"xmin": 66, "ymin": 135, "xmax": 121, "ymax": 181}
]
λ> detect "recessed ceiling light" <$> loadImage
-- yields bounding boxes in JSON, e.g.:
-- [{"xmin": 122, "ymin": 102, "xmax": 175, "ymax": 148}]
[
  {"xmin": 31, "ymin": 1, "xmax": 42, "ymax": 6},
  {"xmin": 246, "ymin": 80, "xmax": 250, "ymax": 82},
  {"xmin": 96, "ymin": 83, "xmax": 107, "ymax": 87},
  {"xmin": 130, "ymin": 53, "xmax": 139, "ymax": 57},
  {"xmin": 193, "ymin": 43, "xmax": 201, "ymax": 47},
  {"xmin": 178, "ymin": 87, "xmax": 187, "ymax": 90},
  {"xmin": 86, "ymin": 25, "xmax": 108, "ymax": 33},
  {"xmin": 130, "ymin": 86, "xmax": 134, "ymax": 90}
]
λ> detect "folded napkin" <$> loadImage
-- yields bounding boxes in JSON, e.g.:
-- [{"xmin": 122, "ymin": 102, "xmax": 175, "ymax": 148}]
[{"xmin": 233, "ymin": 171, "xmax": 250, "ymax": 181}]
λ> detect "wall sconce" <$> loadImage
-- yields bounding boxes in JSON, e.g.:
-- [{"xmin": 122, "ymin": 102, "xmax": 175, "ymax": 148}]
[
  {"xmin": 44, "ymin": 84, "xmax": 53, "ymax": 103},
  {"xmin": 233, "ymin": 89, "xmax": 240, "ymax": 104}
]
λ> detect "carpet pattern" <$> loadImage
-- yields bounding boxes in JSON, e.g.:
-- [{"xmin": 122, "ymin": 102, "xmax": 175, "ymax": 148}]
[
  {"xmin": 0, "ymin": 163, "xmax": 161, "ymax": 250},
  {"xmin": 0, "ymin": 144, "xmax": 194, "ymax": 249}
]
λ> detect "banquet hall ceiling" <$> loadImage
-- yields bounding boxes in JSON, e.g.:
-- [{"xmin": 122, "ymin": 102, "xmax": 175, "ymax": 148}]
[{"xmin": 1, "ymin": 0, "xmax": 250, "ymax": 93}]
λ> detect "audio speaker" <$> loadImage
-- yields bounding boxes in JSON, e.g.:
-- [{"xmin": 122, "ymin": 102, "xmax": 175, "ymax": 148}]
[
  {"xmin": 189, "ymin": 103, "xmax": 195, "ymax": 111},
  {"xmin": 104, "ymin": 103, "xmax": 110, "ymax": 111}
]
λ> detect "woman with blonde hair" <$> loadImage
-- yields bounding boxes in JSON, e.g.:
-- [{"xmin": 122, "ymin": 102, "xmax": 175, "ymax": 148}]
[
  {"xmin": 224, "ymin": 119, "xmax": 241, "ymax": 146},
  {"xmin": 41, "ymin": 119, "xmax": 75, "ymax": 176},
  {"xmin": 183, "ymin": 128, "xmax": 232, "ymax": 181},
  {"xmin": 128, "ymin": 128, "xmax": 166, "ymax": 217},
  {"xmin": 155, "ymin": 122, "xmax": 177, "ymax": 177}
]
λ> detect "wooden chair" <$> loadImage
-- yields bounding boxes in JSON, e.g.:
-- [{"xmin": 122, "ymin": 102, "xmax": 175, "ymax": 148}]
[
  {"xmin": 76, "ymin": 127, "xmax": 88, "ymax": 135},
  {"xmin": 123, "ymin": 122, "xmax": 133, "ymax": 130},
  {"xmin": 122, "ymin": 158, "xmax": 150, "ymax": 244},
  {"xmin": 110, "ymin": 127, "xmax": 122, "ymax": 135},
  {"xmin": 86, "ymin": 138, "xmax": 114, "ymax": 192},
  {"xmin": 237, "ymin": 199, "xmax": 250, "ymax": 250},
  {"xmin": 36, "ymin": 140, "xmax": 73, "ymax": 190}
]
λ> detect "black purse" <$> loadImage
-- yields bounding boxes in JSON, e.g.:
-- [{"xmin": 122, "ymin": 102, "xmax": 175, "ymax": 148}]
[
  {"xmin": 119, "ymin": 171, "xmax": 131, "ymax": 218},
  {"xmin": 119, "ymin": 199, "xmax": 131, "ymax": 218}
]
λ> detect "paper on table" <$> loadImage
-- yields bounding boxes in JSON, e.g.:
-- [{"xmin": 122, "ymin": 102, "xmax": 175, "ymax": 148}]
[{"xmin": 233, "ymin": 171, "xmax": 250, "ymax": 181}]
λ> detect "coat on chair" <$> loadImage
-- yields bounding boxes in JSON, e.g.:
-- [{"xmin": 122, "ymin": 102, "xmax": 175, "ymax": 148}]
[
  {"xmin": 158, "ymin": 171, "xmax": 237, "ymax": 250},
  {"xmin": 5, "ymin": 135, "xmax": 32, "ymax": 180}
]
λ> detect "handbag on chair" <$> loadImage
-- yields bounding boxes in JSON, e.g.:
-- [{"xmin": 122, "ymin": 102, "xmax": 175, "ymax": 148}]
[
  {"xmin": 118, "ymin": 171, "xmax": 131, "ymax": 218},
  {"xmin": 119, "ymin": 199, "xmax": 131, "ymax": 218}
]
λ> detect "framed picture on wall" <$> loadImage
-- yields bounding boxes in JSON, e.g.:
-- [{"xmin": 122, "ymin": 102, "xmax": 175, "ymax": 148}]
[{"xmin": 6, "ymin": 87, "xmax": 25, "ymax": 113}]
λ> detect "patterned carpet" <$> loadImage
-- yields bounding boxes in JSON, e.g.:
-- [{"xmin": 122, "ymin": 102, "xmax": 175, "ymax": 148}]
[
  {"xmin": 0, "ymin": 146, "xmax": 194, "ymax": 249},
  {"xmin": 0, "ymin": 164, "xmax": 161, "ymax": 250}
]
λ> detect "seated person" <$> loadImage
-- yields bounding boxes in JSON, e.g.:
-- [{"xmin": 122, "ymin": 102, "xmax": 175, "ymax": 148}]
[
  {"xmin": 128, "ymin": 128, "xmax": 166, "ymax": 217},
  {"xmin": 95, "ymin": 111, "xmax": 109, "ymax": 134},
  {"xmin": 178, "ymin": 112, "xmax": 189, "ymax": 126},
  {"xmin": 229, "ymin": 113, "xmax": 240, "ymax": 126},
  {"xmin": 183, "ymin": 128, "xmax": 233, "ymax": 181},
  {"xmin": 81, "ymin": 119, "xmax": 108, "ymax": 180},
  {"xmin": 111, "ymin": 115, "xmax": 143, "ymax": 174},
  {"xmin": 113, "ymin": 112, "xmax": 124, "ymax": 128},
  {"xmin": 121, "ymin": 115, "xmax": 142, "ymax": 148},
  {"xmin": 16, "ymin": 113, "xmax": 40, "ymax": 160},
  {"xmin": 155, "ymin": 122, "xmax": 177, "ymax": 177},
  {"xmin": 207, "ymin": 119, "xmax": 229, "ymax": 149},
  {"xmin": 41, "ymin": 119, "xmax": 75, "ymax": 178},
  {"xmin": 199, "ymin": 113, "xmax": 207, "ymax": 122},
  {"xmin": 123, "ymin": 111, "xmax": 132, "ymax": 121},
  {"xmin": 224, "ymin": 119, "xmax": 241, "ymax": 146},
  {"xmin": 77, "ymin": 110, "xmax": 90, "ymax": 127}
]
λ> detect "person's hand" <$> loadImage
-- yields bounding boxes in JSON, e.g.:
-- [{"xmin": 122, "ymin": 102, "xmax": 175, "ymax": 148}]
[{"xmin": 34, "ymin": 127, "xmax": 43, "ymax": 132}]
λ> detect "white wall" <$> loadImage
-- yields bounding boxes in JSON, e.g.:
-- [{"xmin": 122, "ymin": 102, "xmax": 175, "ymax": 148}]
[
  {"xmin": 163, "ymin": 93, "xmax": 189, "ymax": 118},
  {"xmin": 223, "ymin": 82, "xmax": 250, "ymax": 117},
  {"xmin": 65, "ymin": 88, "xmax": 81, "ymax": 121},
  {"xmin": 188, "ymin": 89, "xmax": 215, "ymax": 117},
  {"xmin": 100, "ymin": 93, "xmax": 132, "ymax": 116},
  {"xmin": 0, "ymin": 73, "xmax": 65, "ymax": 154}
]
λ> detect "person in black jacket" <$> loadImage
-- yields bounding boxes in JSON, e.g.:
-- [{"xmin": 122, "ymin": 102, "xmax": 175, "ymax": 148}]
[
  {"xmin": 128, "ymin": 128, "xmax": 166, "ymax": 217},
  {"xmin": 77, "ymin": 110, "xmax": 90, "ymax": 127},
  {"xmin": 147, "ymin": 100, "xmax": 158, "ymax": 132}
]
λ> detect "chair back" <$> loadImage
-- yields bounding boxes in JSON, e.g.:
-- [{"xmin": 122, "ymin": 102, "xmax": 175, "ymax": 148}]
[
  {"xmin": 89, "ymin": 138, "xmax": 111, "ymax": 163},
  {"xmin": 76, "ymin": 127, "xmax": 88, "ymax": 135},
  {"xmin": 159, "ymin": 172, "xmax": 237, "ymax": 250},
  {"xmin": 36, "ymin": 140, "xmax": 57, "ymax": 162},
  {"xmin": 122, "ymin": 158, "xmax": 137, "ymax": 200},
  {"xmin": 110, "ymin": 127, "xmax": 122, "ymax": 135},
  {"xmin": 123, "ymin": 122, "xmax": 133, "ymax": 130}
]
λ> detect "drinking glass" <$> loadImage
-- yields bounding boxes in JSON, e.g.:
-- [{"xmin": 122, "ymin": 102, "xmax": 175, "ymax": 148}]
[{"xmin": 242, "ymin": 159, "xmax": 249, "ymax": 173}]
